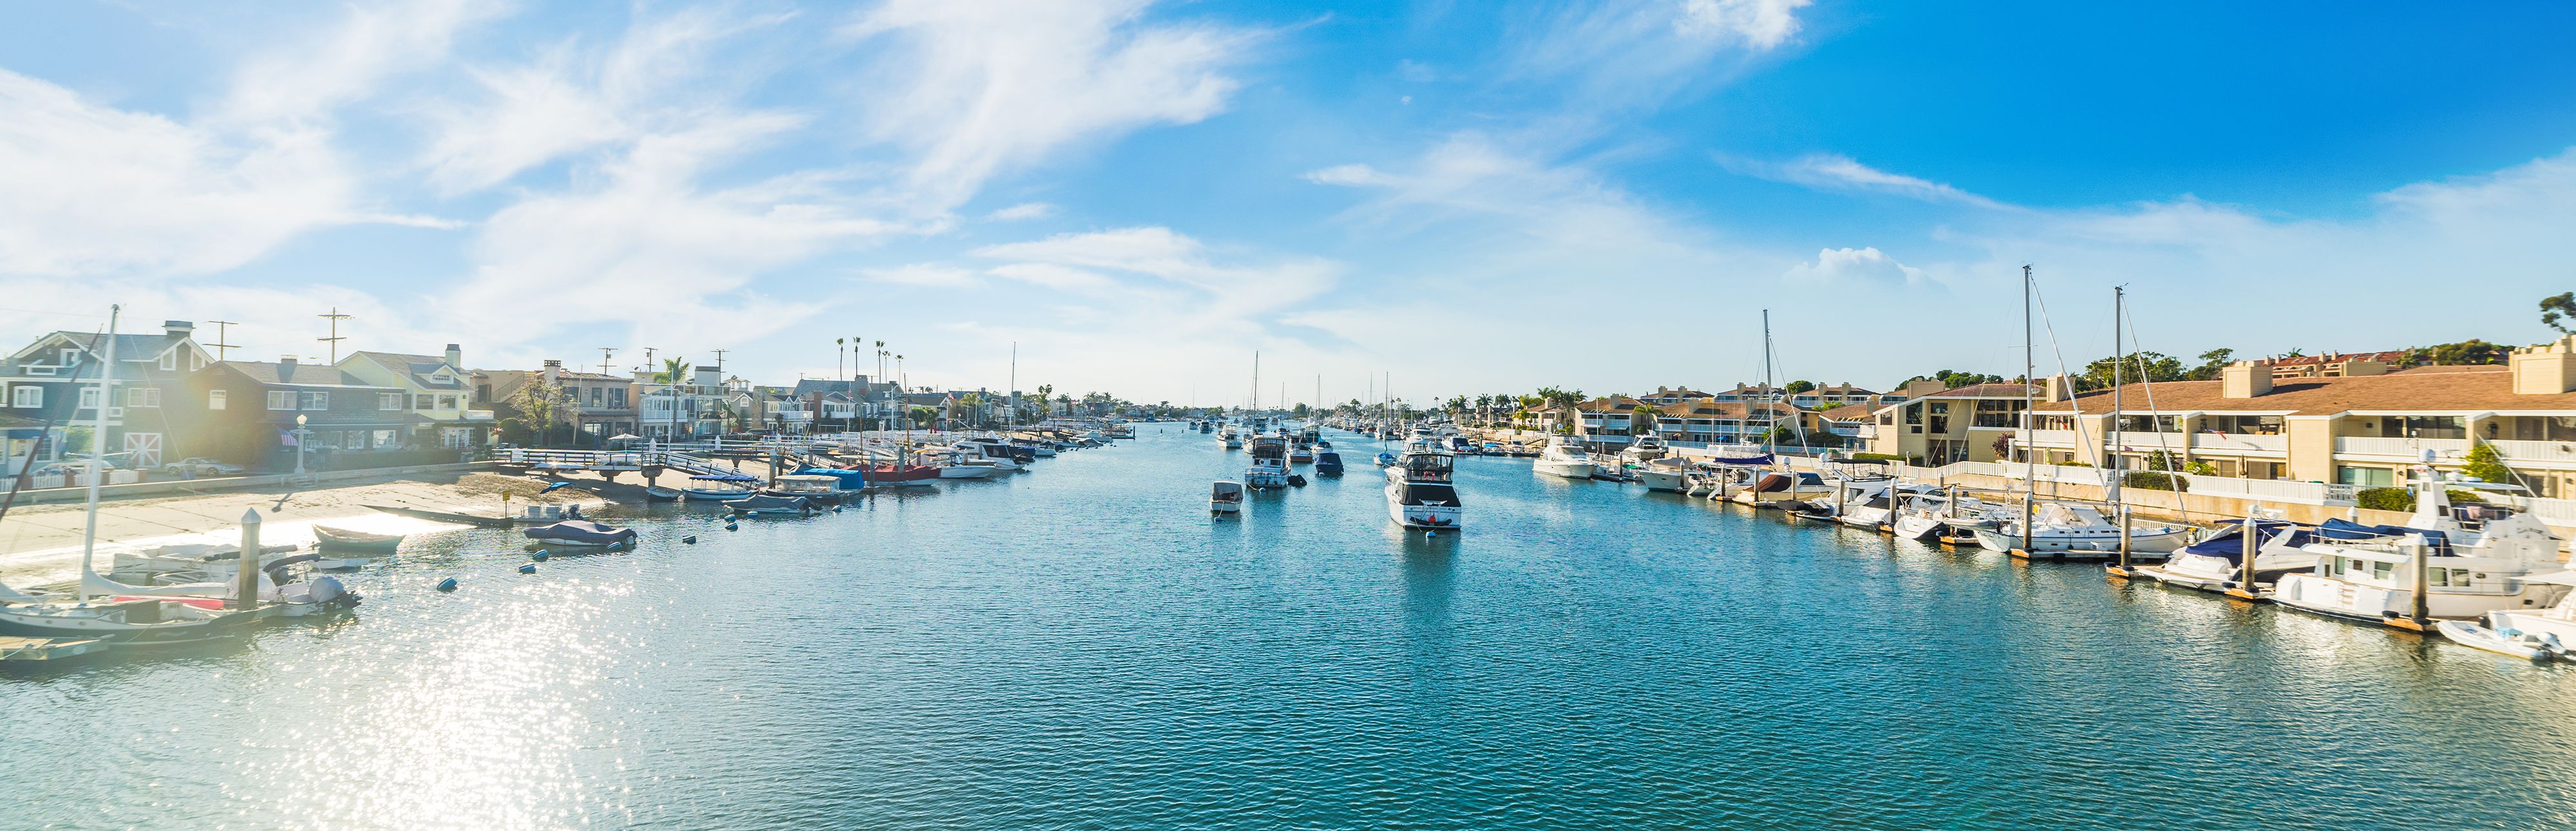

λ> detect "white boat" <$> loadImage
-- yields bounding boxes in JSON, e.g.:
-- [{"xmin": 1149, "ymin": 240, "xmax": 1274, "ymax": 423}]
[
  {"xmin": 1728, "ymin": 470, "xmax": 1835, "ymax": 505},
  {"xmin": 1244, "ymin": 435, "xmax": 1291, "ymax": 489},
  {"xmin": 2434, "ymin": 618, "xmax": 2564, "ymax": 661},
  {"xmin": 1833, "ymin": 480, "xmax": 1937, "ymax": 530},
  {"xmin": 1386, "ymin": 438, "xmax": 1462, "ymax": 530},
  {"xmin": 2132, "ymin": 519, "xmax": 2327, "ymax": 592},
  {"xmin": 1973, "ymin": 502, "xmax": 2192, "ymax": 556},
  {"xmin": 2475, "ymin": 571, "xmax": 2576, "ymax": 659},
  {"xmin": 1210, "ymin": 480, "xmax": 1244, "ymax": 515},
  {"xmin": 681, "ymin": 473, "xmax": 759, "ymax": 500},
  {"xmin": 1621, "ymin": 434, "xmax": 1671, "ymax": 465},
  {"xmin": 1633, "ymin": 456, "xmax": 1692, "ymax": 492},
  {"xmin": 2275, "ymin": 476, "xmax": 2568, "ymax": 624},
  {"xmin": 1219, "ymin": 425, "xmax": 1242, "ymax": 449},
  {"xmin": 1531, "ymin": 436, "xmax": 1598, "ymax": 480},
  {"xmin": 1889, "ymin": 492, "xmax": 2011, "ymax": 541}
]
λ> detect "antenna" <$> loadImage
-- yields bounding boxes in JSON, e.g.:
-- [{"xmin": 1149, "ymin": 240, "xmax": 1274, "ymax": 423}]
[
  {"xmin": 316, "ymin": 307, "xmax": 352, "ymax": 363},
  {"xmin": 597, "ymin": 347, "xmax": 616, "ymax": 378},
  {"xmin": 204, "ymin": 320, "xmax": 239, "ymax": 361},
  {"xmin": 710, "ymin": 348, "xmax": 728, "ymax": 371}
]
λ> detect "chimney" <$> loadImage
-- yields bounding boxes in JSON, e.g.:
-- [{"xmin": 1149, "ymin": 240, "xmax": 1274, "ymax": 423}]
[
  {"xmin": 164, "ymin": 321, "xmax": 193, "ymax": 338},
  {"xmin": 2221, "ymin": 359, "xmax": 2275, "ymax": 398},
  {"xmin": 278, "ymin": 355, "xmax": 298, "ymax": 381},
  {"xmin": 2511, "ymin": 335, "xmax": 2576, "ymax": 395},
  {"xmin": 444, "ymin": 343, "xmax": 461, "ymax": 368},
  {"xmin": 542, "ymin": 359, "xmax": 562, "ymax": 386},
  {"xmin": 2041, "ymin": 374, "xmax": 2075, "ymax": 404}
]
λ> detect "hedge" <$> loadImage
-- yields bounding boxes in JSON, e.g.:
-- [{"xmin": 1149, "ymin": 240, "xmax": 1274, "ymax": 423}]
[{"xmin": 2123, "ymin": 471, "xmax": 2189, "ymax": 492}]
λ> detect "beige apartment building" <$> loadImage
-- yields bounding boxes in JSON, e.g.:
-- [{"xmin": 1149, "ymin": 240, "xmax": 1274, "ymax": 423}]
[
  {"xmin": 1862, "ymin": 382, "xmax": 2036, "ymax": 465},
  {"xmin": 2016, "ymin": 336, "xmax": 2576, "ymax": 495}
]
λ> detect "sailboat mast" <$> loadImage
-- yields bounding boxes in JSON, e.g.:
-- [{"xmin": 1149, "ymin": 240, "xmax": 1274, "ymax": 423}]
[
  {"xmin": 2022, "ymin": 265, "xmax": 2036, "ymax": 551},
  {"xmin": 2111, "ymin": 285, "xmax": 2125, "ymax": 500},
  {"xmin": 1762, "ymin": 309, "xmax": 1774, "ymax": 456},
  {"xmin": 1252, "ymin": 351, "xmax": 1260, "ymax": 412},
  {"xmin": 76, "ymin": 304, "xmax": 119, "ymax": 604}
]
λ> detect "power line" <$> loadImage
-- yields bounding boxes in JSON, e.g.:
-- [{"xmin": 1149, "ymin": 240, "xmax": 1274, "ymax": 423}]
[{"xmin": 316, "ymin": 307, "xmax": 352, "ymax": 363}]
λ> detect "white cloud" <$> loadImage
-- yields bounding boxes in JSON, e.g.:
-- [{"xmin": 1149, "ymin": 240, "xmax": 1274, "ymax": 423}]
[
  {"xmin": 840, "ymin": 0, "xmax": 1262, "ymax": 209},
  {"xmin": 217, "ymin": 0, "xmax": 511, "ymax": 127},
  {"xmin": 986, "ymin": 201, "xmax": 1059, "ymax": 221},
  {"xmin": 864, "ymin": 263, "xmax": 982, "ymax": 286},
  {"xmin": 1728, "ymin": 153, "xmax": 2007, "ymax": 209},
  {"xmin": 1676, "ymin": 0, "xmax": 1811, "ymax": 49},
  {"xmin": 1783, "ymin": 247, "xmax": 1927, "ymax": 285}
]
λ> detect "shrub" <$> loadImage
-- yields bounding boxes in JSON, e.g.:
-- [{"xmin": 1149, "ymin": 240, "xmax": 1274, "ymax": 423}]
[
  {"xmin": 2447, "ymin": 488, "xmax": 2487, "ymax": 504},
  {"xmin": 2357, "ymin": 487, "xmax": 2413, "ymax": 512},
  {"xmin": 2125, "ymin": 471, "xmax": 2188, "ymax": 492},
  {"xmin": 1852, "ymin": 453, "xmax": 1905, "ymax": 462}
]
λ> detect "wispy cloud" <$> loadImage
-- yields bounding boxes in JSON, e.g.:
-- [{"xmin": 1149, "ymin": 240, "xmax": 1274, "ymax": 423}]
[
  {"xmin": 1783, "ymin": 246, "xmax": 1929, "ymax": 285},
  {"xmin": 1723, "ymin": 153, "xmax": 2008, "ymax": 209},
  {"xmin": 986, "ymin": 201, "xmax": 1058, "ymax": 221}
]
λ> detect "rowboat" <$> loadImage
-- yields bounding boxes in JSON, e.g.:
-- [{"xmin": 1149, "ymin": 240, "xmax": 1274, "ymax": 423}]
[
  {"xmin": 312, "ymin": 525, "xmax": 403, "ymax": 554},
  {"xmin": 361, "ymin": 503, "xmax": 513, "ymax": 528}
]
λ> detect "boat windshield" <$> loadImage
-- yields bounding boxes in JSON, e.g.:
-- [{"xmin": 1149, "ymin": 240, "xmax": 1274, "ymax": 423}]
[{"xmin": 1403, "ymin": 454, "xmax": 1454, "ymax": 480}]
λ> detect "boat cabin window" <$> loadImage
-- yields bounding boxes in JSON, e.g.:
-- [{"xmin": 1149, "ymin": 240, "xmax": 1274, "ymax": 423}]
[{"xmin": 2370, "ymin": 560, "xmax": 2395, "ymax": 581}]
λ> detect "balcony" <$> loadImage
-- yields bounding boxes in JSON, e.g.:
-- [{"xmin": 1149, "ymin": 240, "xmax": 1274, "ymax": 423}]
[
  {"xmin": 2188, "ymin": 432, "xmax": 2285, "ymax": 453},
  {"xmin": 2334, "ymin": 436, "xmax": 2470, "ymax": 460},
  {"xmin": 2486, "ymin": 440, "xmax": 2576, "ymax": 467},
  {"xmin": 2023, "ymin": 429, "xmax": 2079, "ymax": 447}
]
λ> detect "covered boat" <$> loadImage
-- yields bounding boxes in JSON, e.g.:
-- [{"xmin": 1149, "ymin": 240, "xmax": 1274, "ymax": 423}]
[
  {"xmin": 1210, "ymin": 480, "xmax": 1244, "ymax": 515},
  {"xmin": 681, "ymin": 473, "xmax": 759, "ymax": 500},
  {"xmin": 312, "ymin": 525, "xmax": 403, "ymax": 554},
  {"xmin": 2132, "ymin": 518, "xmax": 2329, "ymax": 592},
  {"xmin": 724, "ymin": 494, "xmax": 816, "ymax": 515},
  {"xmin": 522, "ymin": 520, "xmax": 638, "ymax": 547}
]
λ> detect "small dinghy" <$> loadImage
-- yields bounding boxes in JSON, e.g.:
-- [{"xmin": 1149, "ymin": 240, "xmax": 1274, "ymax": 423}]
[
  {"xmin": 312, "ymin": 525, "xmax": 404, "ymax": 554},
  {"xmin": 2436, "ymin": 617, "xmax": 2565, "ymax": 662},
  {"xmin": 521, "ymin": 520, "xmax": 639, "ymax": 548},
  {"xmin": 723, "ymin": 494, "xmax": 815, "ymax": 516},
  {"xmin": 644, "ymin": 485, "xmax": 682, "ymax": 502}
]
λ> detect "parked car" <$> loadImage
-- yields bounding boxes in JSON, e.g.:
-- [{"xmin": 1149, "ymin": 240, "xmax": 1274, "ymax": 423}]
[{"xmin": 162, "ymin": 458, "xmax": 247, "ymax": 476}]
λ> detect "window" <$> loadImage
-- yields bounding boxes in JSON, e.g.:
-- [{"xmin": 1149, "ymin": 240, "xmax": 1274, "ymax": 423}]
[
  {"xmin": 372, "ymin": 429, "xmax": 399, "ymax": 448},
  {"xmin": 128, "ymin": 387, "xmax": 160, "ymax": 407},
  {"xmin": 415, "ymin": 394, "xmax": 436, "ymax": 409},
  {"xmin": 611, "ymin": 387, "xmax": 627, "ymax": 407},
  {"xmin": 442, "ymin": 427, "xmax": 471, "ymax": 449},
  {"xmin": 158, "ymin": 351, "xmax": 176, "ymax": 371},
  {"xmin": 59, "ymin": 348, "xmax": 78, "ymax": 367},
  {"xmin": 269, "ymin": 391, "xmax": 294, "ymax": 410},
  {"xmin": 78, "ymin": 387, "xmax": 99, "ymax": 409},
  {"xmin": 299, "ymin": 391, "xmax": 329, "ymax": 410},
  {"xmin": 379, "ymin": 393, "xmax": 404, "ymax": 411},
  {"xmin": 439, "ymin": 395, "xmax": 458, "ymax": 410},
  {"xmin": 11, "ymin": 386, "xmax": 38, "ymax": 407},
  {"xmin": 589, "ymin": 386, "xmax": 603, "ymax": 406},
  {"xmin": 209, "ymin": 389, "xmax": 227, "ymax": 410}
]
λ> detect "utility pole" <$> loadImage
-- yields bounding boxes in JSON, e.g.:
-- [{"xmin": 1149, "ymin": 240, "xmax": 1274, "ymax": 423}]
[
  {"xmin": 205, "ymin": 320, "xmax": 239, "ymax": 361},
  {"xmin": 598, "ymin": 347, "xmax": 616, "ymax": 378},
  {"xmin": 710, "ymin": 348, "xmax": 728, "ymax": 372},
  {"xmin": 317, "ymin": 307, "xmax": 352, "ymax": 363}
]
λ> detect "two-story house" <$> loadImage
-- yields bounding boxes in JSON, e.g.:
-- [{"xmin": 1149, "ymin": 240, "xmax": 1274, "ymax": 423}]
[
  {"xmin": 0, "ymin": 321, "xmax": 213, "ymax": 471},
  {"xmin": 339, "ymin": 344, "xmax": 491, "ymax": 451},
  {"xmin": 476, "ymin": 360, "xmax": 638, "ymax": 444},
  {"xmin": 173, "ymin": 357, "xmax": 416, "ymax": 471}
]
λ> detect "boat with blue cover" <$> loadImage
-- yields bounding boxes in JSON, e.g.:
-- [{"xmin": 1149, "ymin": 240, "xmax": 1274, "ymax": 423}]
[{"xmin": 522, "ymin": 520, "xmax": 638, "ymax": 548}]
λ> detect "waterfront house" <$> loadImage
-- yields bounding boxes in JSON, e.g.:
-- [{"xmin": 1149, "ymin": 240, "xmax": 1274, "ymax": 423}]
[
  {"xmin": 475, "ymin": 360, "xmax": 638, "ymax": 444},
  {"xmin": 1649, "ymin": 398, "xmax": 1822, "ymax": 447},
  {"xmin": 1862, "ymin": 382, "xmax": 2038, "ymax": 465},
  {"xmin": 0, "ymin": 321, "xmax": 213, "ymax": 471},
  {"xmin": 339, "ymin": 344, "xmax": 493, "ymax": 451},
  {"xmin": 634, "ymin": 366, "xmax": 732, "ymax": 439},
  {"xmin": 172, "ymin": 358, "xmax": 419, "ymax": 471},
  {"xmin": 2017, "ymin": 339, "xmax": 2576, "ymax": 495}
]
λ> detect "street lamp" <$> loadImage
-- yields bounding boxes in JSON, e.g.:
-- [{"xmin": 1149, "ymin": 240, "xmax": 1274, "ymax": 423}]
[{"xmin": 293, "ymin": 413, "xmax": 309, "ymax": 475}]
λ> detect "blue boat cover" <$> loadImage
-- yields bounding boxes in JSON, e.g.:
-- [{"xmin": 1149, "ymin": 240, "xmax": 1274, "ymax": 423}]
[
  {"xmin": 1708, "ymin": 453, "xmax": 1775, "ymax": 465},
  {"xmin": 522, "ymin": 520, "xmax": 638, "ymax": 545},
  {"xmin": 688, "ymin": 473, "xmax": 760, "ymax": 483},
  {"xmin": 793, "ymin": 468, "xmax": 870, "ymax": 488}
]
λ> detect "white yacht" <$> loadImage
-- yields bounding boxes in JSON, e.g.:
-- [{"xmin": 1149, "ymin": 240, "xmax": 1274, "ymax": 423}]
[
  {"xmin": 1633, "ymin": 456, "xmax": 1693, "ymax": 492},
  {"xmin": 1219, "ymin": 425, "xmax": 1242, "ymax": 449},
  {"xmin": 2275, "ymin": 478, "xmax": 2568, "ymax": 625},
  {"xmin": 1973, "ymin": 502, "xmax": 2192, "ymax": 556},
  {"xmin": 1386, "ymin": 438, "xmax": 1462, "ymax": 530},
  {"xmin": 2448, "ymin": 571, "xmax": 2576, "ymax": 660},
  {"xmin": 2132, "ymin": 519, "xmax": 2327, "ymax": 593},
  {"xmin": 1728, "ymin": 470, "xmax": 1834, "ymax": 505},
  {"xmin": 1834, "ymin": 480, "xmax": 1938, "ymax": 530},
  {"xmin": 1244, "ymin": 435, "xmax": 1291, "ymax": 489},
  {"xmin": 1209, "ymin": 480, "xmax": 1244, "ymax": 516},
  {"xmin": 1890, "ymin": 492, "xmax": 2013, "ymax": 541},
  {"xmin": 1531, "ymin": 436, "xmax": 1599, "ymax": 480}
]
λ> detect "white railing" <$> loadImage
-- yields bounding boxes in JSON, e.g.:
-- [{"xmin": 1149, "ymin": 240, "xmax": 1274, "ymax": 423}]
[
  {"xmin": 2334, "ymin": 436, "xmax": 2470, "ymax": 460},
  {"xmin": 2023, "ymin": 429, "xmax": 2079, "ymax": 447},
  {"xmin": 2172, "ymin": 474, "xmax": 2346, "ymax": 505},
  {"xmin": 2188, "ymin": 433, "xmax": 2286, "ymax": 453},
  {"xmin": 2487, "ymin": 440, "xmax": 2576, "ymax": 467}
]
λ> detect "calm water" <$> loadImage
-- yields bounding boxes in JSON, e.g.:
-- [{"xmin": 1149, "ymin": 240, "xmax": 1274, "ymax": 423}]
[{"xmin": 7, "ymin": 424, "xmax": 2575, "ymax": 829}]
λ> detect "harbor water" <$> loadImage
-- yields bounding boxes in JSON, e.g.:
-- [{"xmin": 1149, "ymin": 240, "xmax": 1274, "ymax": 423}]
[{"xmin": 6, "ymin": 423, "xmax": 2575, "ymax": 828}]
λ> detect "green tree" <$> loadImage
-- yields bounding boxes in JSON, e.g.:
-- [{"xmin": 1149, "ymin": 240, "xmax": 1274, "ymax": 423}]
[
  {"xmin": 2544, "ymin": 292, "xmax": 2576, "ymax": 334},
  {"xmin": 1912, "ymin": 369, "xmax": 2003, "ymax": 389},
  {"xmin": 1630, "ymin": 404, "xmax": 1661, "ymax": 436},
  {"xmin": 2463, "ymin": 442, "xmax": 2514, "ymax": 483},
  {"xmin": 508, "ymin": 378, "xmax": 569, "ymax": 447},
  {"xmin": 1783, "ymin": 380, "xmax": 1815, "ymax": 395},
  {"xmin": 908, "ymin": 406, "xmax": 938, "ymax": 429},
  {"xmin": 2412, "ymin": 340, "xmax": 2506, "ymax": 366},
  {"xmin": 2188, "ymin": 348, "xmax": 2235, "ymax": 380},
  {"xmin": 2079, "ymin": 351, "xmax": 2187, "ymax": 391},
  {"xmin": 956, "ymin": 392, "xmax": 983, "ymax": 428}
]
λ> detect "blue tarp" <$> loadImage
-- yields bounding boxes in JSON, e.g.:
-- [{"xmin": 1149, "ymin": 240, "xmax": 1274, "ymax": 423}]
[
  {"xmin": 688, "ymin": 473, "xmax": 760, "ymax": 483},
  {"xmin": 1708, "ymin": 453, "xmax": 1775, "ymax": 466},
  {"xmin": 792, "ymin": 468, "xmax": 869, "ymax": 489}
]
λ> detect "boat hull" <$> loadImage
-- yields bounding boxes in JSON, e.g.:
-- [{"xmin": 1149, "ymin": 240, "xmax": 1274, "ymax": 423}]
[
  {"xmin": 1973, "ymin": 525, "xmax": 2191, "ymax": 555},
  {"xmin": 1634, "ymin": 469, "xmax": 1686, "ymax": 492},
  {"xmin": 1533, "ymin": 460, "xmax": 1596, "ymax": 480},
  {"xmin": 2274, "ymin": 575, "xmax": 2567, "ymax": 623}
]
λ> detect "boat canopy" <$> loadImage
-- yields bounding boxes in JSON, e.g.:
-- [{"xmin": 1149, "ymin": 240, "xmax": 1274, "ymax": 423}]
[
  {"xmin": 689, "ymin": 473, "xmax": 760, "ymax": 483},
  {"xmin": 1707, "ymin": 453, "xmax": 1774, "ymax": 465},
  {"xmin": 2178, "ymin": 519, "xmax": 2316, "ymax": 564}
]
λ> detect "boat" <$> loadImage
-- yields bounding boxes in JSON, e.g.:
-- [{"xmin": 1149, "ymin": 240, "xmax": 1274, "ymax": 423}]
[
  {"xmin": 361, "ymin": 503, "xmax": 514, "ymax": 528},
  {"xmin": 1531, "ymin": 436, "xmax": 1598, "ymax": 480},
  {"xmin": 723, "ymin": 494, "xmax": 817, "ymax": 516},
  {"xmin": 2274, "ymin": 474, "xmax": 2568, "ymax": 625},
  {"xmin": 1386, "ymin": 438, "xmax": 1462, "ymax": 530},
  {"xmin": 1889, "ymin": 492, "xmax": 2013, "ymax": 541},
  {"xmin": 2131, "ymin": 518, "xmax": 2333, "ymax": 592},
  {"xmin": 1632, "ymin": 456, "xmax": 1692, "ymax": 492},
  {"xmin": 1376, "ymin": 451, "xmax": 1397, "ymax": 467},
  {"xmin": 312, "ymin": 525, "xmax": 404, "ymax": 554},
  {"xmin": 1621, "ymin": 434, "xmax": 1671, "ymax": 465},
  {"xmin": 2434, "ymin": 618, "xmax": 2564, "ymax": 661},
  {"xmin": 2458, "ymin": 570, "xmax": 2576, "ymax": 660},
  {"xmin": 764, "ymin": 474, "xmax": 849, "ymax": 504},
  {"xmin": 1314, "ymin": 451, "xmax": 1345, "ymax": 476},
  {"xmin": 1289, "ymin": 443, "xmax": 1314, "ymax": 463},
  {"xmin": 1245, "ymin": 435, "xmax": 1291, "ymax": 489},
  {"xmin": 1210, "ymin": 480, "xmax": 1245, "ymax": 515},
  {"xmin": 681, "ymin": 474, "xmax": 760, "ymax": 501},
  {"xmin": 1834, "ymin": 480, "xmax": 1938, "ymax": 530},
  {"xmin": 852, "ymin": 463, "xmax": 941, "ymax": 483},
  {"xmin": 1729, "ymin": 470, "xmax": 1833, "ymax": 506},
  {"xmin": 644, "ymin": 485, "xmax": 682, "ymax": 502},
  {"xmin": 521, "ymin": 520, "xmax": 639, "ymax": 547},
  {"xmin": 1973, "ymin": 502, "xmax": 2192, "ymax": 556}
]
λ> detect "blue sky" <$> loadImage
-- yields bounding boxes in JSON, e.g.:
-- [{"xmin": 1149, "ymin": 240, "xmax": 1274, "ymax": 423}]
[{"xmin": 5, "ymin": 1, "xmax": 2575, "ymax": 407}]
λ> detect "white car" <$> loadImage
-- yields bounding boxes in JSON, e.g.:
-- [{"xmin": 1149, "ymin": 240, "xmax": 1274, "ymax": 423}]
[{"xmin": 162, "ymin": 458, "xmax": 247, "ymax": 476}]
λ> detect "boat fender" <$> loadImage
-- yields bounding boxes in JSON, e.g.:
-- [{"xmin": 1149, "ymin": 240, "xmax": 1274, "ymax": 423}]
[
  {"xmin": 435, "ymin": 577, "xmax": 459, "ymax": 592},
  {"xmin": 518, "ymin": 563, "xmax": 538, "ymax": 575},
  {"xmin": 681, "ymin": 536, "xmax": 698, "ymax": 545},
  {"xmin": 532, "ymin": 550, "xmax": 550, "ymax": 561}
]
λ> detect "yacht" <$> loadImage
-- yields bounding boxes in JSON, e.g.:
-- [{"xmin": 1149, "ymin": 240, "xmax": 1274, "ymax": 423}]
[
  {"xmin": 2449, "ymin": 571, "xmax": 2576, "ymax": 660},
  {"xmin": 1218, "ymin": 425, "xmax": 1242, "ymax": 450},
  {"xmin": 1386, "ymin": 438, "xmax": 1463, "ymax": 530},
  {"xmin": 1973, "ymin": 502, "xmax": 2192, "ymax": 556},
  {"xmin": 2275, "ymin": 478, "xmax": 2568, "ymax": 625},
  {"xmin": 1209, "ymin": 480, "xmax": 1244, "ymax": 516},
  {"xmin": 1244, "ymin": 435, "xmax": 1292, "ymax": 489},
  {"xmin": 1621, "ymin": 434, "xmax": 1671, "ymax": 465},
  {"xmin": 1532, "ymin": 436, "xmax": 1599, "ymax": 480},
  {"xmin": 1633, "ymin": 456, "xmax": 1693, "ymax": 492},
  {"xmin": 1834, "ymin": 480, "xmax": 1938, "ymax": 530},
  {"xmin": 2132, "ymin": 518, "xmax": 2332, "ymax": 593},
  {"xmin": 1728, "ymin": 470, "xmax": 1835, "ymax": 506},
  {"xmin": 1889, "ymin": 492, "xmax": 2013, "ymax": 541}
]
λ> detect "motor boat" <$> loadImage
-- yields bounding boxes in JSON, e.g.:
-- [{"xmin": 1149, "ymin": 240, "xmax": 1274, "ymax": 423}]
[
  {"xmin": 2274, "ymin": 475, "xmax": 2568, "ymax": 624},
  {"xmin": 1621, "ymin": 434, "xmax": 1671, "ymax": 465},
  {"xmin": 1531, "ymin": 436, "xmax": 1598, "ymax": 480},
  {"xmin": 1728, "ymin": 471, "xmax": 1833, "ymax": 506},
  {"xmin": 2132, "ymin": 518, "xmax": 2334, "ymax": 592},
  {"xmin": 1973, "ymin": 502, "xmax": 2192, "ymax": 556},
  {"xmin": 1314, "ymin": 451, "xmax": 1345, "ymax": 476},
  {"xmin": 1889, "ymin": 492, "xmax": 2012, "ymax": 541},
  {"xmin": 724, "ymin": 494, "xmax": 817, "ymax": 516},
  {"xmin": 645, "ymin": 485, "xmax": 682, "ymax": 502},
  {"xmin": 1834, "ymin": 480, "xmax": 1938, "ymax": 530},
  {"xmin": 522, "ymin": 520, "xmax": 638, "ymax": 547},
  {"xmin": 1632, "ymin": 456, "xmax": 1693, "ymax": 492},
  {"xmin": 1376, "ymin": 451, "xmax": 1397, "ymax": 467},
  {"xmin": 1245, "ymin": 435, "xmax": 1292, "ymax": 489},
  {"xmin": 681, "ymin": 474, "xmax": 759, "ymax": 500},
  {"xmin": 764, "ymin": 474, "xmax": 849, "ymax": 505},
  {"xmin": 1386, "ymin": 438, "xmax": 1462, "ymax": 530},
  {"xmin": 1210, "ymin": 480, "xmax": 1245, "ymax": 515}
]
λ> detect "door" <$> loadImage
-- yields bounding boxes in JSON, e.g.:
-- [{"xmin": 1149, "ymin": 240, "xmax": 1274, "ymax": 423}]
[{"xmin": 123, "ymin": 432, "xmax": 163, "ymax": 468}]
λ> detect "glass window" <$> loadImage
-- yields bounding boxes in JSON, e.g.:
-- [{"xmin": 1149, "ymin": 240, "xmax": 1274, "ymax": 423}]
[
  {"xmin": 78, "ymin": 387, "xmax": 99, "ymax": 409},
  {"xmin": 127, "ymin": 387, "xmax": 159, "ymax": 407},
  {"xmin": 11, "ymin": 386, "xmax": 39, "ymax": 407},
  {"xmin": 611, "ymin": 387, "xmax": 627, "ymax": 407},
  {"xmin": 439, "ymin": 395, "xmax": 458, "ymax": 409},
  {"xmin": 379, "ymin": 393, "xmax": 404, "ymax": 411},
  {"xmin": 208, "ymin": 389, "xmax": 227, "ymax": 410},
  {"xmin": 2336, "ymin": 466, "xmax": 2396, "ymax": 487},
  {"xmin": 299, "ymin": 391, "xmax": 329, "ymax": 410},
  {"xmin": 269, "ymin": 390, "xmax": 294, "ymax": 410},
  {"xmin": 158, "ymin": 351, "xmax": 176, "ymax": 371},
  {"xmin": 2371, "ymin": 561, "xmax": 2395, "ymax": 580},
  {"xmin": 373, "ymin": 429, "xmax": 399, "ymax": 447},
  {"xmin": 415, "ymin": 395, "xmax": 436, "ymax": 409}
]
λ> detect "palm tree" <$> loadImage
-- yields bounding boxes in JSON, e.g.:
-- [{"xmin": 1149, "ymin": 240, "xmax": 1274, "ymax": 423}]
[
  {"xmin": 650, "ymin": 357, "xmax": 692, "ymax": 438},
  {"xmin": 1630, "ymin": 404, "xmax": 1662, "ymax": 437}
]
